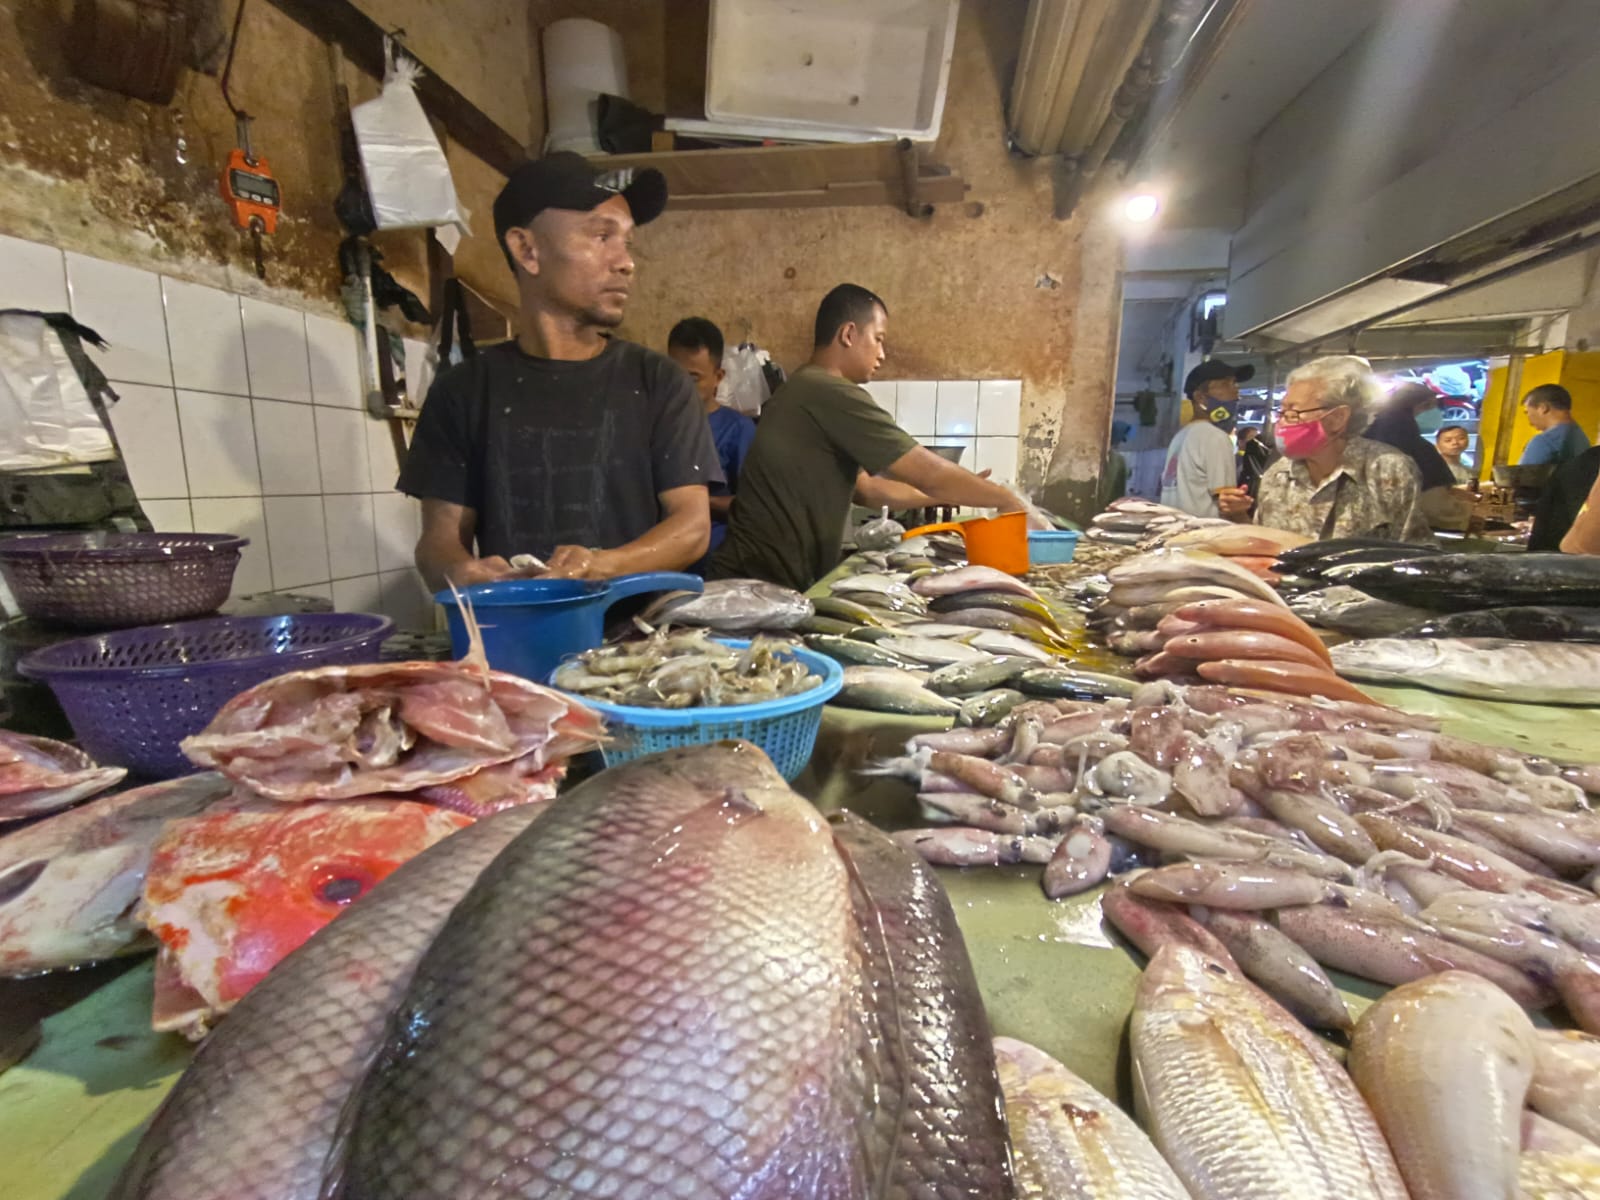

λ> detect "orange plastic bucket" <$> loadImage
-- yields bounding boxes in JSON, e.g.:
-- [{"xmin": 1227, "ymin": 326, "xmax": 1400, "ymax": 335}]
[{"xmin": 903, "ymin": 511, "xmax": 1031, "ymax": 575}]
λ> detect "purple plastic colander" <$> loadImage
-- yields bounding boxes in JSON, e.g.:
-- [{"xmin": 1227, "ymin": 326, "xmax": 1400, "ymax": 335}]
[
  {"xmin": 19, "ymin": 612, "xmax": 394, "ymax": 778},
  {"xmin": 0, "ymin": 532, "xmax": 249, "ymax": 628}
]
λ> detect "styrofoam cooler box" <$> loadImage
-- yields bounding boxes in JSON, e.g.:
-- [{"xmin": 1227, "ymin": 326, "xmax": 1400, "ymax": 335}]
[{"xmin": 705, "ymin": 0, "xmax": 960, "ymax": 143}]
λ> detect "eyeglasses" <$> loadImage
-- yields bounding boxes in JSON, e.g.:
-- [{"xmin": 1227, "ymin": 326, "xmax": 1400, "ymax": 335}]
[{"xmin": 1278, "ymin": 404, "xmax": 1344, "ymax": 425}]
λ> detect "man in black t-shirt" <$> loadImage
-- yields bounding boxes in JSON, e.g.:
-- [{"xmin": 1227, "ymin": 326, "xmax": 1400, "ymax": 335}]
[{"xmin": 399, "ymin": 153, "xmax": 722, "ymax": 587}]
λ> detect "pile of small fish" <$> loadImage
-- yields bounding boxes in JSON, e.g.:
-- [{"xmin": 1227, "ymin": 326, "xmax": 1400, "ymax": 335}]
[
  {"xmin": 638, "ymin": 577, "xmax": 813, "ymax": 632},
  {"xmin": 1, "ymin": 622, "xmax": 605, "ymax": 1038},
  {"xmin": 0, "ymin": 729, "xmax": 124, "ymax": 822},
  {"xmin": 882, "ymin": 678, "xmax": 1600, "ymax": 1039},
  {"xmin": 1083, "ymin": 497, "xmax": 1229, "ymax": 546},
  {"xmin": 552, "ymin": 627, "xmax": 820, "ymax": 708},
  {"xmin": 111, "ymin": 742, "xmax": 1017, "ymax": 1199}
]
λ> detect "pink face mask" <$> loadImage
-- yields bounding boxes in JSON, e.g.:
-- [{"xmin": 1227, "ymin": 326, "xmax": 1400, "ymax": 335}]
[{"xmin": 1275, "ymin": 418, "xmax": 1330, "ymax": 459}]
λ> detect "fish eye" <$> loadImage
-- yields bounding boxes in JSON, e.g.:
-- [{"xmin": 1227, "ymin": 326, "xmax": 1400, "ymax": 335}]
[
  {"xmin": 0, "ymin": 860, "xmax": 47, "ymax": 906},
  {"xmin": 315, "ymin": 872, "xmax": 371, "ymax": 906}
]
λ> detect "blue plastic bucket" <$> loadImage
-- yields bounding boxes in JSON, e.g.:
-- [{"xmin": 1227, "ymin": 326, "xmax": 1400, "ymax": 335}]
[
  {"xmin": 1027, "ymin": 530, "xmax": 1081, "ymax": 564},
  {"xmin": 436, "ymin": 572, "xmax": 702, "ymax": 683}
]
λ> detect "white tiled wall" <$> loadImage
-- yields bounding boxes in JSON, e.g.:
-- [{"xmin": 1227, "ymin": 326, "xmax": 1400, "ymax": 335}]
[
  {"xmin": 864, "ymin": 378, "xmax": 1023, "ymax": 486},
  {"xmin": 0, "ymin": 233, "xmax": 434, "ymax": 629}
]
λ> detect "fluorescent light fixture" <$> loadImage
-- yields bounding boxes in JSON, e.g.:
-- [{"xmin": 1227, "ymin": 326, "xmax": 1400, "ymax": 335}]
[{"xmin": 1122, "ymin": 191, "xmax": 1160, "ymax": 223}]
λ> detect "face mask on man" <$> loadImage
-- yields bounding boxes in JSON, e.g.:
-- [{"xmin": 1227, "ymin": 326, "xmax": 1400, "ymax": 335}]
[
  {"xmin": 1206, "ymin": 400, "xmax": 1238, "ymax": 434},
  {"xmin": 1276, "ymin": 418, "xmax": 1330, "ymax": 459}
]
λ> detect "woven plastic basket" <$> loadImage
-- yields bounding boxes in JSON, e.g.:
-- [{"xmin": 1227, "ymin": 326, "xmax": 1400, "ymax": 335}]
[
  {"xmin": 19, "ymin": 613, "xmax": 393, "ymax": 778},
  {"xmin": 550, "ymin": 640, "xmax": 843, "ymax": 781},
  {"xmin": 0, "ymin": 532, "xmax": 247, "ymax": 628}
]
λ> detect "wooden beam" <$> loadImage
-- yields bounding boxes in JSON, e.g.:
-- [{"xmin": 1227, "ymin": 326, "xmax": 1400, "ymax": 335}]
[{"xmin": 263, "ymin": 0, "xmax": 526, "ymax": 176}]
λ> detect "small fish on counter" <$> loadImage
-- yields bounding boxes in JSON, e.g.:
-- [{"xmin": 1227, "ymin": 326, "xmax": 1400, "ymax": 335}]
[
  {"xmin": 638, "ymin": 577, "xmax": 815, "ymax": 631},
  {"xmin": 835, "ymin": 665, "xmax": 960, "ymax": 715},
  {"xmin": 0, "ymin": 729, "xmax": 125, "ymax": 822},
  {"xmin": 553, "ymin": 628, "xmax": 820, "ymax": 708}
]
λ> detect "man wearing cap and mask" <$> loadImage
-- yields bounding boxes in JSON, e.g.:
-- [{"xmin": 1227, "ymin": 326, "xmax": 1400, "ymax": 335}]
[
  {"xmin": 400, "ymin": 153, "xmax": 722, "ymax": 587},
  {"xmin": 1159, "ymin": 359, "xmax": 1254, "ymax": 519}
]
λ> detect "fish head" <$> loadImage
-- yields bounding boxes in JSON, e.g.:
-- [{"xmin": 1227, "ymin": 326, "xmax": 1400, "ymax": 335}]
[{"xmin": 143, "ymin": 800, "xmax": 472, "ymax": 1026}]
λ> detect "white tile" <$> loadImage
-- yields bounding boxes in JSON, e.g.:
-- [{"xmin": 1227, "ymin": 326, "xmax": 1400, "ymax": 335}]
[
  {"xmin": 306, "ymin": 313, "xmax": 366, "ymax": 408},
  {"xmin": 314, "ymin": 407, "xmax": 372, "ymax": 494},
  {"xmin": 263, "ymin": 495, "xmax": 330, "ymax": 588},
  {"xmin": 64, "ymin": 253, "xmax": 171, "ymax": 385},
  {"xmin": 332, "ymin": 573, "xmax": 385, "ymax": 614},
  {"xmin": 935, "ymin": 380, "xmax": 979, "ymax": 437},
  {"xmin": 927, "ymin": 435, "xmax": 974, "ymax": 467},
  {"xmin": 161, "ymin": 278, "xmax": 248, "ymax": 394},
  {"xmin": 253, "ymin": 399, "xmax": 322, "ymax": 495},
  {"xmin": 176, "ymin": 390, "xmax": 261, "ymax": 497},
  {"xmin": 108, "ymin": 383, "xmax": 187, "ymax": 499},
  {"xmin": 0, "ymin": 234, "xmax": 69, "ymax": 311},
  {"xmin": 325, "ymin": 493, "xmax": 378, "ymax": 579},
  {"xmin": 373, "ymin": 491, "xmax": 421, "ymax": 572},
  {"xmin": 863, "ymin": 381, "xmax": 897, "ymax": 420},
  {"xmin": 190, "ymin": 497, "xmax": 271, "ymax": 594},
  {"xmin": 380, "ymin": 568, "xmax": 437, "ymax": 630},
  {"xmin": 974, "ymin": 436, "xmax": 1019, "ymax": 487},
  {"xmin": 364, "ymin": 414, "xmax": 401, "ymax": 493},
  {"xmin": 977, "ymin": 379, "xmax": 1023, "ymax": 436},
  {"xmin": 140, "ymin": 498, "xmax": 192, "ymax": 532},
  {"xmin": 240, "ymin": 297, "xmax": 312, "ymax": 402},
  {"xmin": 403, "ymin": 338, "xmax": 435, "ymax": 407},
  {"xmin": 896, "ymin": 381, "xmax": 937, "ymax": 437}
]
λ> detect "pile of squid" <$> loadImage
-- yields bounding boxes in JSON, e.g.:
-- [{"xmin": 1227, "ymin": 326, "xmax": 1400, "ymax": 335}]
[{"xmin": 883, "ymin": 680, "xmax": 1600, "ymax": 1036}]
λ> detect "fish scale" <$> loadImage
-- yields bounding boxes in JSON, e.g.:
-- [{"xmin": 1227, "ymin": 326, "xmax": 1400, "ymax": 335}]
[{"xmin": 339, "ymin": 743, "xmax": 1011, "ymax": 1198}]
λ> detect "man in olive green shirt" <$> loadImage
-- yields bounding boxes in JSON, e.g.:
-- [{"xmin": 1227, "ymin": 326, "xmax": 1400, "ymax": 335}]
[{"xmin": 711, "ymin": 284, "xmax": 1044, "ymax": 590}]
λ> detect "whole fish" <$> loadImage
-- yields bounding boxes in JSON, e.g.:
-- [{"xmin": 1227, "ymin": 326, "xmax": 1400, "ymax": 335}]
[
  {"xmin": 965, "ymin": 629, "xmax": 1054, "ymax": 662},
  {"xmin": 805, "ymin": 633, "xmax": 924, "ymax": 669},
  {"xmin": 142, "ymin": 798, "xmax": 473, "ymax": 1036},
  {"xmin": 927, "ymin": 656, "xmax": 1034, "ymax": 696},
  {"xmin": 1276, "ymin": 536, "xmax": 1442, "ymax": 571},
  {"xmin": 1349, "ymin": 970, "xmax": 1537, "ymax": 1200},
  {"xmin": 1401, "ymin": 605, "xmax": 1600, "ymax": 643},
  {"xmin": 913, "ymin": 564, "xmax": 1043, "ymax": 600},
  {"xmin": 1195, "ymin": 657, "xmax": 1380, "ymax": 704},
  {"xmin": 1335, "ymin": 551, "xmax": 1600, "ymax": 612},
  {"xmin": 1528, "ymin": 1029, "xmax": 1600, "ymax": 1146},
  {"xmin": 835, "ymin": 665, "xmax": 959, "ymax": 716},
  {"xmin": 1171, "ymin": 598, "xmax": 1333, "ymax": 664},
  {"xmin": 994, "ymin": 1036, "xmax": 1191, "ymax": 1200},
  {"xmin": 928, "ymin": 590, "xmax": 1065, "ymax": 630},
  {"xmin": 1330, "ymin": 637, "xmax": 1600, "ymax": 704},
  {"xmin": 0, "ymin": 774, "xmax": 235, "ymax": 975},
  {"xmin": 959, "ymin": 687, "xmax": 1029, "ymax": 726},
  {"xmin": 1108, "ymin": 548, "xmax": 1288, "ymax": 608},
  {"xmin": 338, "ymin": 744, "xmax": 1016, "ymax": 1198},
  {"xmin": 1018, "ymin": 667, "xmax": 1138, "ymax": 700},
  {"xmin": 1288, "ymin": 584, "xmax": 1433, "ymax": 637},
  {"xmin": 811, "ymin": 595, "xmax": 887, "ymax": 626},
  {"xmin": 641, "ymin": 577, "xmax": 815, "ymax": 630},
  {"xmin": 1163, "ymin": 628, "xmax": 1329, "ymax": 671},
  {"xmin": 1163, "ymin": 525, "xmax": 1311, "ymax": 556},
  {"xmin": 1132, "ymin": 944, "xmax": 1409, "ymax": 1199},
  {"xmin": 110, "ymin": 806, "xmax": 544, "ymax": 1200},
  {"xmin": 878, "ymin": 634, "xmax": 994, "ymax": 667},
  {"xmin": 0, "ymin": 731, "xmax": 125, "ymax": 822}
]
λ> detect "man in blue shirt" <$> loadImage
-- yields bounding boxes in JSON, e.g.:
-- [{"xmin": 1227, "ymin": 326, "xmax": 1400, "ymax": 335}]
[
  {"xmin": 667, "ymin": 317, "xmax": 755, "ymax": 570},
  {"xmin": 1520, "ymin": 383, "xmax": 1591, "ymax": 467}
]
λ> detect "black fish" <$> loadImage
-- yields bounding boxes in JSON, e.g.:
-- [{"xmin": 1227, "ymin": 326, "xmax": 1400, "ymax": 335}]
[
  {"xmin": 1302, "ymin": 545, "xmax": 1445, "ymax": 578},
  {"xmin": 1335, "ymin": 553, "xmax": 1600, "ymax": 613},
  {"xmin": 1400, "ymin": 605, "xmax": 1600, "ymax": 643},
  {"xmin": 1275, "ymin": 537, "xmax": 1441, "ymax": 570}
]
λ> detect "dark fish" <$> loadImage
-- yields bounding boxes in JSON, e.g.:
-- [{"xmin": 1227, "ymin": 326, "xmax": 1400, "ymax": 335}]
[
  {"xmin": 1335, "ymin": 553, "xmax": 1600, "ymax": 613},
  {"xmin": 1400, "ymin": 606, "xmax": 1600, "ymax": 643},
  {"xmin": 1304, "ymin": 545, "xmax": 1446, "ymax": 577},
  {"xmin": 337, "ymin": 742, "xmax": 1015, "ymax": 1199},
  {"xmin": 1289, "ymin": 585, "xmax": 1435, "ymax": 637},
  {"xmin": 112, "ymin": 807, "xmax": 544, "ymax": 1200},
  {"xmin": 1275, "ymin": 537, "xmax": 1442, "ymax": 570}
]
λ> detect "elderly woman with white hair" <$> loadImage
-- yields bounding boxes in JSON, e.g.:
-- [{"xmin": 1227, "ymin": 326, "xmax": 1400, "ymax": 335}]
[{"xmin": 1219, "ymin": 355, "xmax": 1430, "ymax": 541}]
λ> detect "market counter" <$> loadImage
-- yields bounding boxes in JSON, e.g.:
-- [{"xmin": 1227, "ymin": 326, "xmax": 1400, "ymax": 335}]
[{"xmin": 6, "ymin": 688, "xmax": 1600, "ymax": 1197}]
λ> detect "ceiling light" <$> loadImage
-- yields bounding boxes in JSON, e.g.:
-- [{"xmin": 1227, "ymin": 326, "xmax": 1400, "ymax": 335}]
[{"xmin": 1122, "ymin": 192, "xmax": 1160, "ymax": 223}]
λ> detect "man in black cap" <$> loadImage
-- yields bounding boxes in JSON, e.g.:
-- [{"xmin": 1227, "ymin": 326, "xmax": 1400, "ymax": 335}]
[
  {"xmin": 1159, "ymin": 358, "xmax": 1254, "ymax": 519},
  {"xmin": 400, "ymin": 152, "xmax": 722, "ymax": 586}
]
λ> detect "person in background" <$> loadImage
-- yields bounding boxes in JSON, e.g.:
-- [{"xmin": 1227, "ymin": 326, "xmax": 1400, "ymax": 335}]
[
  {"xmin": 713, "ymin": 284, "xmax": 1048, "ymax": 591},
  {"xmin": 1220, "ymin": 355, "xmax": 1429, "ymax": 541},
  {"xmin": 667, "ymin": 317, "xmax": 754, "ymax": 571},
  {"xmin": 1530, "ymin": 446, "xmax": 1600, "ymax": 551},
  {"xmin": 1365, "ymin": 382, "xmax": 1467, "ymax": 530},
  {"xmin": 1098, "ymin": 419, "xmax": 1132, "ymax": 509},
  {"xmin": 1436, "ymin": 423, "xmax": 1474, "ymax": 484},
  {"xmin": 402, "ymin": 153, "xmax": 722, "ymax": 587},
  {"xmin": 1560, "ymin": 463, "xmax": 1600, "ymax": 554},
  {"xmin": 1159, "ymin": 360, "xmax": 1253, "ymax": 519},
  {"xmin": 1519, "ymin": 384, "xmax": 1591, "ymax": 467}
]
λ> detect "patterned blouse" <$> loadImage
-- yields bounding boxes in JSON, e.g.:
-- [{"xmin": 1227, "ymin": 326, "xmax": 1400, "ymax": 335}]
[{"xmin": 1255, "ymin": 437, "xmax": 1430, "ymax": 541}]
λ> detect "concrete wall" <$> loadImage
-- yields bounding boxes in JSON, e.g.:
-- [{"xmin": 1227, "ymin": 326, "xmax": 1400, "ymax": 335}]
[
  {"xmin": 0, "ymin": 0, "xmax": 537, "ymax": 312},
  {"xmin": 588, "ymin": 0, "xmax": 1126, "ymax": 516},
  {"xmin": 1227, "ymin": 0, "xmax": 1600, "ymax": 336}
]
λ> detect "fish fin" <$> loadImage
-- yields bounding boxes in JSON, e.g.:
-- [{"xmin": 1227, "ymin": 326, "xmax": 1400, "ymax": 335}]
[{"xmin": 447, "ymin": 582, "xmax": 492, "ymax": 686}]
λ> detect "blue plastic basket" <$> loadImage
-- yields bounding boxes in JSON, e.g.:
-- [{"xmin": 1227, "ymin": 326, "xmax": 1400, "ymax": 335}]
[
  {"xmin": 550, "ymin": 640, "xmax": 843, "ymax": 781},
  {"xmin": 19, "ymin": 613, "xmax": 393, "ymax": 779},
  {"xmin": 1028, "ymin": 529, "xmax": 1081, "ymax": 564}
]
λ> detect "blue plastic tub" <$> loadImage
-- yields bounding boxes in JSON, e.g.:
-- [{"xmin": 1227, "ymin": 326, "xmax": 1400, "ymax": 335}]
[
  {"xmin": 550, "ymin": 640, "xmax": 843, "ymax": 781},
  {"xmin": 1028, "ymin": 529, "xmax": 1081, "ymax": 564}
]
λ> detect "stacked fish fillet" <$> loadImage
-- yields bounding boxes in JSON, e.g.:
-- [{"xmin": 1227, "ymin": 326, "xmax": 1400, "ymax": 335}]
[{"xmin": 885, "ymin": 678, "xmax": 1600, "ymax": 1040}]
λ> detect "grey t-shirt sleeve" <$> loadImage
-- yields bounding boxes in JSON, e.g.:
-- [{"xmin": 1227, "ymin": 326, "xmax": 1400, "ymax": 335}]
[
  {"xmin": 650, "ymin": 359, "xmax": 726, "ymax": 494},
  {"xmin": 1200, "ymin": 424, "xmax": 1238, "ymax": 492}
]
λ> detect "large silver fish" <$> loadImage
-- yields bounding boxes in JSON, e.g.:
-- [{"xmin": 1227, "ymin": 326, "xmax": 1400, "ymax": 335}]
[
  {"xmin": 337, "ymin": 742, "xmax": 1014, "ymax": 1198},
  {"xmin": 1131, "ymin": 944, "xmax": 1407, "ymax": 1200},
  {"xmin": 1349, "ymin": 969, "xmax": 1537, "ymax": 1200},
  {"xmin": 1330, "ymin": 637, "xmax": 1600, "ymax": 704},
  {"xmin": 110, "ymin": 806, "xmax": 544, "ymax": 1200}
]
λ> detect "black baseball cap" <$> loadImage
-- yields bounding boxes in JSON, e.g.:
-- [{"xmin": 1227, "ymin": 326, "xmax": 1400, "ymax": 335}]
[
  {"xmin": 492, "ymin": 152, "xmax": 668, "ymax": 247},
  {"xmin": 1184, "ymin": 358, "xmax": 1256, "ymax": 397}
]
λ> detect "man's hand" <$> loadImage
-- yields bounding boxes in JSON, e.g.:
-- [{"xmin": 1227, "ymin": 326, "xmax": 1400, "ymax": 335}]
[
  {"xmin": 442, "ymin": 555, "xmax": 518, "ymax": 587},
  {"xmin": 1215, "ymin": 486, "xmax": 1254, "ymax": 520},
  {"xmin": 541, "ymin": 545, "xmax": 621, "ymax": 580}
]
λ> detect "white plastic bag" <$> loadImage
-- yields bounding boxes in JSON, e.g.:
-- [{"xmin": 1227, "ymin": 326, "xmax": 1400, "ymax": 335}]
[
  {"xmin": 351, "ymin": 41, "xmax": 470, "ymax": 253},
  {"xmin": 720, "ymin": 344, "xmax": 771, "ymax": 416},
  {"xmin": 0, "ymin": 313, "xmax": 115, "ymax": 471}
]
